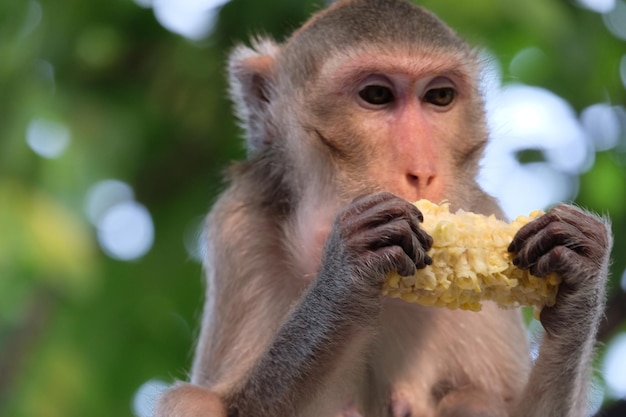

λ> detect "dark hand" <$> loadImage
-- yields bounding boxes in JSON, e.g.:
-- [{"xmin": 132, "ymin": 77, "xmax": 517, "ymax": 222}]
[
  {"xmin": 508, "ymin": 203, "xmax": 611, "ymax": 335},
  {"xmin": 320, "ymin": 192, "xmax": 433, "ymax": 298}
]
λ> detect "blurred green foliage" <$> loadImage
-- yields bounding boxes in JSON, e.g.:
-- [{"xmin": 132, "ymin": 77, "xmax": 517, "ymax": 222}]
[{"xmin": 0, "ymin": 1, "xmax": 624, "ymax": 416}]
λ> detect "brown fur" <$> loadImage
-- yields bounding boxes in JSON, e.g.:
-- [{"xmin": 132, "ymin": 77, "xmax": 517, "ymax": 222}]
[{"xmin": 155, "ymin": 1, "xmax": 611, "ymax": 416}]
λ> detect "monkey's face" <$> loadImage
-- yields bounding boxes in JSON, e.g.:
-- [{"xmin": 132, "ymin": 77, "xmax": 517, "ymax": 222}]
[{"xmin": 282, "ymin": 46, "xmax": 488, "ymax": 207}]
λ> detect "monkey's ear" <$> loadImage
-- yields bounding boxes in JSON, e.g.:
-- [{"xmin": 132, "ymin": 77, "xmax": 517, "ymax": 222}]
[{"xmin": 228, "ymin": 38, "xmax": 280, "ymax": 153}]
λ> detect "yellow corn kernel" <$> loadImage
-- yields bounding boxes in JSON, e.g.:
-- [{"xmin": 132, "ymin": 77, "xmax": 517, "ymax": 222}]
[{"xmin": 381, "ymin": 200, "xmax": 561, "ymax": 311}]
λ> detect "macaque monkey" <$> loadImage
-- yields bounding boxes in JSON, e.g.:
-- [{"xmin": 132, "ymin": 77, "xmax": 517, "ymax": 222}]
[{"xmin": 155, "ymin": 0, "xmax": 612, "ymax": 416}]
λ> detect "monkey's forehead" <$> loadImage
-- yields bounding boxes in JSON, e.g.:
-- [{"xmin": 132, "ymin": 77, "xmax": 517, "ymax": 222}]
[
  {"xmin": 276, "ymin": 44, "xmax": 478, "ymax": 96},
  {"xmin": 278, "ymin": 0, "xmax": 473, "ymax": 85},
  {"xmin": 320, "ymin": 46, "xmax": 476, "ymax": 78},
  {"xmin": 289, "ymin": 0, "xmax": 467, "ymax": 51}
]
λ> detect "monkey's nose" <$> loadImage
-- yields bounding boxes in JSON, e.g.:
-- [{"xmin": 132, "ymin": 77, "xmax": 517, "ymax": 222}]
[
  {"xmin": 407, "ymin": 173, "xmax": 435, "ymax": 187},
  {"xmin": 406, "ymin": 172, "xmax": 439, "ymax": 201}
]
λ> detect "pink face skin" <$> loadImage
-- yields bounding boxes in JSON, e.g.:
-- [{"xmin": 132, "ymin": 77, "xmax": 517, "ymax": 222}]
[{"xmin": 291, "ymin": 49, "xmax": 475, "ymax": 280}]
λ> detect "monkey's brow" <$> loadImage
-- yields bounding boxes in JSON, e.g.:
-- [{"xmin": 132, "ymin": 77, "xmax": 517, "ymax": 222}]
[{"xmin": 330, "ymin": 60, "xmax": 472, "ymax": 89}]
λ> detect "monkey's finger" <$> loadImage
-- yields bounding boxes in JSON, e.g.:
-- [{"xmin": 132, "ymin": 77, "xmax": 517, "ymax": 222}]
[
  {"xmin": 368, "ymin": 220, "xmax": 432, "ymax": 269},
  {"xmin": 383, "ymin": 245, "xmax": 418, "ymax": 278},
  {"xmin": 507, "ymin": 212, "xmax": 553, "ymax": 254},
  {"xmin": 369, "ymin": 232, "xmax": 426, "ymax": 278},
  {"xmin": 509, "ymin": 204, "xmax": 608, "ymax": 255},
  {"xmin": 530, "ymin": 246, "xmax": 572, "ymax": 278},
  {"xmin": 340, "ymin": 195, "xmax": 428, "ymax": 243},
  {"xmin": 401, "ymin": 202, "xmax": 429, "ymax": 244},
  {"xmin": 549, "ymin": 204, "xmax": 611, "ymax": 250},
  {"xmin": 512, "ymin": 221, "xmax": 589, "ymax": 269},
  {"xmin": 371, "ymin": 213, "xmax": 432, "ymax": 256},
  {"xmin": 358, "ymin": 193, "xmax": 425, "ymax": 226},
  {"xmin": 342, "ymin": 192, "xmax": 402, "ymax": 220},
  {"xmin": 530, "ymin": 247, "xmax": 589, "ymax": 289}
]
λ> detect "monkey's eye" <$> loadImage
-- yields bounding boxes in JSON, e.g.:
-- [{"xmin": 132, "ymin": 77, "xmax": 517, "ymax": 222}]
[
  {"xmin": 358, "ymin": 85, "xmax": 395, "ymax": 106},
  {"xmin": 424, "ymin": 87, "xmax": 455, "ymax": 107}
]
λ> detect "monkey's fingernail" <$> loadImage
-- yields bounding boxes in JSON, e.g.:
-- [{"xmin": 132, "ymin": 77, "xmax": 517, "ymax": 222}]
[
  {"xmin": 424, "ymin": 255, "xmax": 432, "ymax": 265},
  {"xmin": 512, "ymin": 256, "xmax": 520, "ymax": 266}
]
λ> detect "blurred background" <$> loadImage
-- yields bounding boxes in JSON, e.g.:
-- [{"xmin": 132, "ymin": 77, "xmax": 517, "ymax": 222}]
[{"xmin": 0, "ymin": 0, "xmax": 625, "ymax": 416}]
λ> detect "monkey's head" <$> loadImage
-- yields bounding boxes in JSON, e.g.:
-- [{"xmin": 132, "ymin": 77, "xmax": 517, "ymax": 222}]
[{"xmin": 228, "ymin": 0, "xmax": 489, "ymax": 209}]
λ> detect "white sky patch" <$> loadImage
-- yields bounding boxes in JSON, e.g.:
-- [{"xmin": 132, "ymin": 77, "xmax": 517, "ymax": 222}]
[
  {"xmin": 478, "ymin": 50, "xmax": 503, "ymax": 108},
  {"xmin": 25, "ymin": 118, "xmax": 71, "ymax": 159},
  {"xmin": 480, "ymin": 83, "xmax": 592, "ymax": 219},
  {"xmin": 603, "ymin": 333, "xmax": 626, "ymax": 398},
  {"xmin": 577, "ymin": 0, "xmax": 616, "ymax": 13},
  {"xmin": 588, "ymin": 374, "xmax": 606, "ymax": 416},
  {"xmin": 526, "ymin": 319, "xmax": 544, "ymax": 362},
  {"xmin": 132, "ymin": 379, "xmax": 170, "ymax": 417},
  {"xmin": 488, "ymin": 84, "xmax": 593, "ymax": 175},
  {"xmin": 148, "ymin": 0, "xmax": 231, "ymax": 40},
  {"xmin": 184, "ymin": 216, "xmax": 207, "ymax": 263},
  {"xmin": 493, "ymin": 162, "xmax": 575, "ymax": 218}
]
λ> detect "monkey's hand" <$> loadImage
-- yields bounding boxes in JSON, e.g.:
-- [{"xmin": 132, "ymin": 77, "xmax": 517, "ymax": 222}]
[
  {"xmin": 318, "ymin": 192, "xmax": 433, "ymax": 310},
  {"xmin": 507, "ymin": 204, "xmax": 611, "ymax": 337}
]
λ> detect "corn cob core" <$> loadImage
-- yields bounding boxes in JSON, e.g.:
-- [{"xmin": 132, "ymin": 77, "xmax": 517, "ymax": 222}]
[{"xmin": 382, "ymin": 200, "xmax": 561, "ymax": 312}]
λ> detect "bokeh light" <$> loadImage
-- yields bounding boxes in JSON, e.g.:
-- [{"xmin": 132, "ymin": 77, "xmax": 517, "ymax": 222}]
[
  {"xmin": 132, "ymin": 379, "xmax": 170, "ymax": 417},
  {"xmin": 480, "ymin": 83, "xmax": 592, "ymax": 219},
  {"xmin": 84, "ymin": 180, "xmax": 135, "ymax": 225},
  {"xmin": 603, "ymin": 0, "xmax": 626, "ymax": 40},
  {"xmin": 508, "ymin": 47, "xmax": 547, "ymax": 80},
  {"xmin": 494, "ymin": 85, "xmax": 591, "ymax": 174},
  {"xmin": 581, "ymin": 104, "xmax": 622, "ymax": 152},
  {"xmin": 97, "ymin": 201, "xmax": 154, "ymax": 261},
  {"xmin": 25, "ymin": 118, "xmax": 71, "ymax": 159},
  {"xmin": 19, "ymin": 0, "xmax": 42, "ymax": 38},
  {"xmin": 142, "ymin": 0, "xmax": 232, "ymax": 40},
  {"xmin": 526, "ymin": 319, "xmax": 544, "ymax": 362},
  {"xmin": 577, "ymin": 0, "xmax": 617, "ymax": 13},
  {"xmin": 494, "ymin": 162, "xmax": 576, "ymax": 218},
  {"xmin": 35, "ymin": 60, "xmax": 55, "ymax": 94},
  {"xmin": 589, "ymin": 375, "xmax": 606, "ymax": 415},
  {"xmin": 183, "ymin": 216, "xmax": 207, "ymax": 263},
  {"xmin": 603, "ymin": 332, "xmax": 626, "ymax": 398},
  {"xmin": 85, "ymin": 180, "xmax": 155, "ymax": 261}
]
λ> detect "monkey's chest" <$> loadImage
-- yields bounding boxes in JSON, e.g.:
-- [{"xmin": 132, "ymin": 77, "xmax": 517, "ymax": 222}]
[{"xmin": 335, "ymin": 302, "xmax": 529, "ymax": 417}]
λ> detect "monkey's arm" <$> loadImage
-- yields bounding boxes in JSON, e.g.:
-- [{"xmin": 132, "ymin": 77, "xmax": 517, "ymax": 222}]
[
  {"xmin": 154, "ymin": 200, "xmax": 300, "ymax": 417},
  {"xmin": 225, "ymin": 192, "xmax": 432, "ymax": 417},
  {"xmin": 508, "ymin": 204, "xmax": 611, "ymax": 417}
]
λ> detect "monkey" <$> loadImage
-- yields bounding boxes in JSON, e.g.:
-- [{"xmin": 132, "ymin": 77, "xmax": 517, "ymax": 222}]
[{"xmin": 155, "ymin": 1, "xmax": 612, "ymax": 416}]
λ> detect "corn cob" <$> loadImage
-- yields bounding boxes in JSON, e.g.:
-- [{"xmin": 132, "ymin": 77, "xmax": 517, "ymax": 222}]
[{"xmin": 382, "ymin": 200, "xmax": 561, "ymax": 312}]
